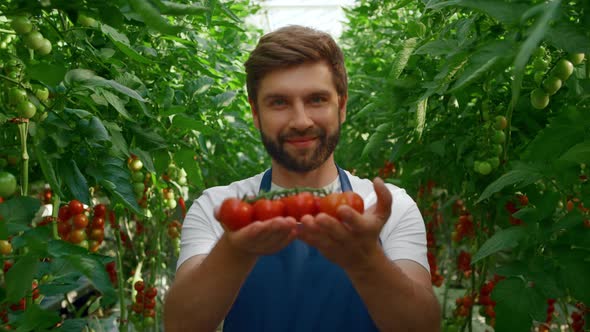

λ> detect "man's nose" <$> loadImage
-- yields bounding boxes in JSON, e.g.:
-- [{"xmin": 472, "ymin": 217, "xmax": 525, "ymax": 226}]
[{"xmin": 289, "ymin": 100, "xmax": 313, "ymax": 130}]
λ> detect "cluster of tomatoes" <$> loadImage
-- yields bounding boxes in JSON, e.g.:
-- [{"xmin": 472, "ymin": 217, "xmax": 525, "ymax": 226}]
[
  {"xmin": 474, "ymin": 115, "xmax": 506, "ymax": 176},
  {"xmin": 56, "ymin": 200, "xmax": 106, "ymax": 252},
  {"xmin": 427, "ymin": 251, "xmax": 444, "ymax": 287},
  {"xmin": 128, "ymin": 156, "xmax": 149, "ymax": 206},
  {"xmin": 130, "ymin": 280, "xmax": 157, "ymax": 327},
  {"xmin": 529, "ymin": 48, "xmax": 585, "ymax": 110},
  {"xmin": 477, "ymin": 275, "xmax": 505, "ymax": 327},
  {"xmin": 456, "ymin": 250, "xmax": 472, "ymax": 278},
  {"xmin": 570, "ymin": 307, "xmax": 586, "ymax": 332},
  {"xmin": 105, "ymin": 261, "xmax": 117, "ymax": 286},
  {"xmin": 217, "ymin": 190, "xmax": 364, "ymax": 231},
  {"xmin": 505, "ymin": 194, "xmax": 529, "ymax": 226},
  {"xmin": 452, "ymin": 213, "xmax": 475, "ymax": 243},
  {"xmin": 454, "ymin": 294, "xmax": 474, "ymax": 317},
  {"xmin": 377, "ymin": 160, "xmax": 396, "ymax": 179},
  {"xmin": 10, "ymin": 16, "xmax": 52, "ymax": 55}
]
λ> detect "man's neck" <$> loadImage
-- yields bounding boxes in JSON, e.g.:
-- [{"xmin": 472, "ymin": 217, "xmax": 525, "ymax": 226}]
[{"xmin": 270, "ymin": 157, "xmax": 339, "ymax": 189}]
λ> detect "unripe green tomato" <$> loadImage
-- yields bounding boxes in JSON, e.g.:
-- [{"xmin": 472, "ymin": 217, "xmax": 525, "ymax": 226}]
[
  {"xmin": 8, "ymin": 87, "xmax": 27, "ymax": 105},
  {"xmin": 551, "ymin": 59, "xmax": 574, "ymax": 81},
  {"xmin": 128, "ymin": 159, "xmax": 143, "ymax": 171},
  {"xmin": 473, "ymin": 161, "xmax": 481, "ymax": 173},
  {"xmin": 34, "ymin": 87, "xmax": 49, "ymax": 102},
  {"xmin": 177, "ymin": 176, "xmax": 187, "ymax": 186},
  {"xmin": 493, "ymin": 130, "xmax": 506, "ymax": 144},
  {"xmin": 167, "ymin": 198, "xmax": 177, "ymax": 210},
  {"xmin": 494, "ymin": 144, "xmax": 503, "ymax": 156},
  {"xmin": 36, "ymin": 38, "xmax": 52, "ymax": 55},
  {"xmin": 478, "ymin": 161, "xmax": 492, "ymax": 175},
  {"xmin": 532, "ymin": 58, "xmax": 548, "ymax": 71},
  {"xmin": 10, "ymin": 16, "xmax": 33, "ymax": 34},
  {"xmin": 488, "ymin": 156, "xmax": 500, "ymax": 169},
  {"xmin": 131, "ymin": 171, "xmax": 144, "ymax": 183},
  {"xmin": 542, "ymin": 76, "xmax": 562, "ymax": 95},
  {"xmin": 494, "ymin": 116, "xmax": 507, "ymax": 130},
  {"xmin": 24, "ymin": 31, "xmax": 44, "ymax": 50},
  {"xmin": 133, "ymin": 182, "xmax": 145, "ymax": 196},
  {"xmin": 78, "ymin": 240, "xmax": 89, "ymax": 250},
  {"xmin": 17, "ymin": 100, "xmax": 37, "ymax": 118},
  {"xmin": 532, "ymin": 46, "xmax": 546, "ymax": 58},
  {"xmin": 568, "ymin": 53, "xmax": 585, "ymax": 65},
  {"xmin": 530, "ymin": 88, "xmax": 550, "ymax": 109},
  {"xmin": 167, "ymin": 164, "xmax": 179, "ymax": 179},
  {"xmin": 0, "ymin": 171, "xmax": 18, "ymax": 198},
  {"xmin": 78, "ymin": 14, "xmax": 97, "ymax": 28}
]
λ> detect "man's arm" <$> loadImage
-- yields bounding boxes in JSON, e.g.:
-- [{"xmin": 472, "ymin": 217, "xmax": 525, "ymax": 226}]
[
  {"xmin": 164, "ymin": 218, "xmax": 298, "ymax": 331},
  {"xmin": 298, "ymin": 178, "xmax": 440, "ymax": 331}
]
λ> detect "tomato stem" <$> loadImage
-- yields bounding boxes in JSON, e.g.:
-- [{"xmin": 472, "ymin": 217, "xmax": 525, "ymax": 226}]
[
  {"xmin": 114, "ymin": 209, "xmax": 128, "ymax": 332},
  {"xmin": 51, "ymin": 195, "xmax": 61, "ymax": 240}
]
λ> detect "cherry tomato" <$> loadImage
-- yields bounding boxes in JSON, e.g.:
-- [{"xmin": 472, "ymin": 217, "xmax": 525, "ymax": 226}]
[
  {"xmin": 341, "ymin": 192, "xmax": 364, "ymax": 214},
  {"xmin": 73, "ymin": 214, "xmax": 89, "ymax": 229},
  {"xmin": 0, "ymin": 240, "xmax": 12, "ymax": 255},
  {"xmin": 57, "ymin": 222, "xmax": 71, "ymax": 238},
  {"xmin": 93, "ymin": 204, "xmax": 107, "ymax": 218},
  {"xmin": 252, "ymin": 198, "xmax": 285, "ymax": 221},
  {"xmin": 218, "ymin": 198, "xmax": 253, "ymax": 231},
  {"xmin": 282, "ymin": 192, "xmax": 317, "ymax": 221},
  {"xmin": 318, "ymin": 193, "xmax": 348, "ymax": 218},
  {"xmin": 69, "ymin": 229, "xmax": 86, "ymax": 244},
  {"xmin": 134, "ymin": 280, "xmax": 145, "ymax": 292},
  {"xmin": 145, "ymin": 287, "xmax": 157, "ymax": 298},
  {"xmin": 58, "ymin": 206, "xmax": 71, "ymax": 221},
  {"xmin": 144, "ymin": 297, "xmax": 156, "ymax": 309},
  {"xmin": 68, "ymin": 200, "xmax": 85, "ymax": 215},
  {"xmin": 91, "ymin": 216, "xmax": 105, "ymax": 229},
  {"xmin": 89, "ymin": 228, "xmax": 105, "ymax": 242}
]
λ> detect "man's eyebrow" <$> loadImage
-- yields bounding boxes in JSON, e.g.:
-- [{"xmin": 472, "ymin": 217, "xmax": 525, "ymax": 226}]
[{"xmin": 261, "ymin": 93, "xmax": 288, "ymax": 101}]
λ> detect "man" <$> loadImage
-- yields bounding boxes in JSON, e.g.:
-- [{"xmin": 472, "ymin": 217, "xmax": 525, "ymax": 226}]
[{"xmin": 164, "ymin": 25, "xmax": 441, "ymax": 331}]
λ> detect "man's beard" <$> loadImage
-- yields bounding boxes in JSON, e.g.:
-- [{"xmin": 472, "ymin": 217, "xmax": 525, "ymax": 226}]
[{"xmin": 259, "ymin": 123, "xmax": 340, "ymax": 173}]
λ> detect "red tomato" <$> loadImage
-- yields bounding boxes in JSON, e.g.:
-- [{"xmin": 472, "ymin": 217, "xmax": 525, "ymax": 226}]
[
  {"xmin": 282, "ymin": 192, "xmax": 317, "ymax": 221},
  {"xmin": 144, "ymin": 297, "xmax": 156, "ymax": 309},
  {"xmin": 341, "ymin": 192, "xmax": 364, "ymax": 214},
  {"xmin": 252, "ymin": 198, "xmax": 285, "ymax": 221},
  {"xmin": 73, "ymin": 214, "xmax": 89, "ymax": 229},
  {"xmin": 93, "ymin": 204, "xmax": 106, "ymax": 218},
  {"xmin": 218, "ymin": 198, "xmax": 253, "ymax": 231},
  {"xmin": 89, "ymin": 228, "xmax": 105, "ymax": 242},
  {"xmin": 68, "ymin": 200, "xmax": 85, "ymax": 215},
  {"xmin": 145, "ymin": 287, "xmax": 157, "ymax": 298},
  {"xmin": 318, "ymin": 193, "xmax": 348, "ymax": 218},
  {"xmin": 58, "ymin": 206, "xmax": 71, "ymax": 221},
  {"xmin": 134, "ymin": 280, "xmax": 145, "ymax": 292},
  {"xmin": 69, "ymin": 229, "xmax": 86, "ymax": 244},
  {"xmin": 91, "ymin": 216, "xmax": 105, "ymax": 229}
]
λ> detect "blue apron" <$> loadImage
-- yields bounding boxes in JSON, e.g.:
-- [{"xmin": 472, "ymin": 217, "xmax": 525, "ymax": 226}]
[{"xmin": 223, "ymin": 166, "xmax": 379, "ymax": 332}]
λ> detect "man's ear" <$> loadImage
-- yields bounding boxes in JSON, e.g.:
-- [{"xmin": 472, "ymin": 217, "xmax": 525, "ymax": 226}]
[
  {"xmin": 339, "ymin": 94, "xmax": 348, "ymax": 124},
  {"xmin": 249, "ymin": 98, "xmax": 260, "ymax": 129}
]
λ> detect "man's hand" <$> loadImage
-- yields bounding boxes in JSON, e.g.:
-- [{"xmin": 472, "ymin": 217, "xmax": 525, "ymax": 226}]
[
  {"xmin": 215, "ymin": 207, "xmax": 299, "ymax": 258},
  {"xmin": 297, "ymin": 178, "xmax": 392, "ymax": 271}
]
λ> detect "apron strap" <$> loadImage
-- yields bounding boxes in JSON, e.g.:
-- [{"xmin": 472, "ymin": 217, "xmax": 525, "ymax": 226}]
[{"xmin": 259, "ymin": 165, "xmax": 352, "ymax": 193}]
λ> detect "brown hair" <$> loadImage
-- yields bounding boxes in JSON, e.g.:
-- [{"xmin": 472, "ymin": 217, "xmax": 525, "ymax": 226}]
[{"xmin": 244, "ymin": 25, "xmax": 348, "ymax": 105}]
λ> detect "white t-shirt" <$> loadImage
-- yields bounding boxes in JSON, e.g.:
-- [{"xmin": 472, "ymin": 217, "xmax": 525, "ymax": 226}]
[{"xmin": 177, "ymin": 170, "xmax": 430, "ymax": 272}]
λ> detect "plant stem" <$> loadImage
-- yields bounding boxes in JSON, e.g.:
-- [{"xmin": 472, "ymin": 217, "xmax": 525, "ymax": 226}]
[
  {"xmin": 17, "ymin": 122, "xmax": 29, "ymax": 196},
  {"xmin": 52, "ymin": 195, "xmax": 61, "ymax": 240},
  {"xmin": 114, "ymin": 210, "xmax": 128, "ymax": 332}
]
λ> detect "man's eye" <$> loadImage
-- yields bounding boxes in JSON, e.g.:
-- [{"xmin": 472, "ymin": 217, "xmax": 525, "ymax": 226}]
[
  {"xmin": 310, "ymin": 96, "xmax": 326, "ymax": 104},
  {"xmin": 271, "ymin": 99, "xmax": 286, "ymax": 106}
]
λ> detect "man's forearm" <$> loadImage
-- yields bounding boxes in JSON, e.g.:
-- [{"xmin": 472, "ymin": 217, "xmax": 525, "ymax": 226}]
[
  {"xmin": 164, "ymin": 234, "xmax": 258, "ymax": 331},
  {"xmin": 346, "ymin": 251, "xmax": 441, "ymax": 331}
]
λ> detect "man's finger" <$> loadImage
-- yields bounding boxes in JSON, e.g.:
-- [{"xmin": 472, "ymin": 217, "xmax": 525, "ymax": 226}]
[{"xmin": 373, "ymin": 177, "xmax": 392, "ymax": 222}]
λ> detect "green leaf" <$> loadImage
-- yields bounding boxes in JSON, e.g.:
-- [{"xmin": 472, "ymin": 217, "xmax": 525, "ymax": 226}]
[
  {"xmin": 414, "ymin": 40, "xmax": 459, "ymax": 56},
  {"xmin": 101, "ymin": 24, "xmax": 153, "ymax": 64},
  {"xmin": 129, "ymin": 0, "xmax": 182, "ymax": 35},
  {"xmin": 5, "ymin": 254, "xmax": 39, "ymax": 302},
  {"xmin": 212, "ymin": 91, "xmax": 236, "ymax": 107},
  {"xmin": 0, "ymin": 197, "xmax": 41, "ymax": 238},
  {"xmin": 58, "ymin": 319, "xmax": 89, "ymax": 331},
  {"xmin": 389, "ymin": 38, "xmax": 416, "ymax": 79},
  {"xmin": 129, "ymin": 123, "xmax": 168, "ymax": 151},
  {"xmin": 101, "ymin": 90, "xmax": 134, "ymax": 120},
  {"xmin": 550, "ymin": 211, "xmax": 585, "ymax": 234},
  {"xmin": 12, "ymin": 303, "xmax": 61, "ymax": 331},
  {"xmin": 492, "ymin": 277, "xmax": 545, "ymax": 332},
  {"xmin": 59, "ymin": 159, "xmax": 90, "ymax": 205},
  {"xmin": 472, "ymin": 227, "xmax": 527, "ymax": 263},
  {"xmin": 84, "ymin": 116, "xmax": 111, "ymax": 143},
  {"xmin": 65, "ymin": 254, "xmax": 117, "ymax": 306},
  {"xmin": 104, "ymin": 121, "xmax": 130, "ymax": 157},
  {"xmin": 86, "ymin": 157, "xmax": 142, "ymax": 214},
  {"xmin": 362, "ymin": 122, "xmax": 393, "ymax": 159},
  {"xmin": 557, "ymin": 250, "xmax": 590, "ymax": 305},
  {"xmin": 32, "ymin": 142, "xmax": 63, "ymax": 198},
  {"xmin": 559, "ymin": 141, "xmax": 590, "ymax": 164},
  {"xmin": 84, "ymin": 77, "xmax": 145, "ymax": 102},
  {"xmin": 130, "ymin": 148, "xmax": 156, "ymax": 173},
  {"xmin": 415, "ymin": 97, "xmax": 428, "ymax": 138},
  {"xmin": 157, "ymin": 0, "xmax": 208, "ymax": 15},
  {"xmin": 546, "ymin": 22, "xmax": 590, "ymax": 54},
  {"xmin": 477, "ymin": 164, "xmax": 543, "ymax": 202},
  {"xmin": 172, "ymin": 114, "xmax": 216, "ymax": 135},
  {"xmin": 28, "ymin": 63, "xmax": 67, "ymax": 87}
]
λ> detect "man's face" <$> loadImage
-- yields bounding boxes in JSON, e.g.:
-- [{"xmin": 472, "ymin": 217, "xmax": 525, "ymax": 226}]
[{"xmin": 251, "ymin": 61, "xmax": 346, "ymax": 173}]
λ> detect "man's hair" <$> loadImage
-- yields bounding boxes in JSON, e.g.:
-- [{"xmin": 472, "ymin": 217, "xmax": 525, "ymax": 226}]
[{"xmin": 244, "ymin": 25, "xmax": 348, "ymax": 105}]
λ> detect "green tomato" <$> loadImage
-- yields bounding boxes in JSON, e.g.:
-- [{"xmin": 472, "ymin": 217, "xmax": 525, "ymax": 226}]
[
  {"xmin": 131, "ymin": 171, "xmax": 145, "ymax": 183},
  {"xmin": 532, "ymin": 58, "xmax": 548, "ymax": 71},
  {"xmin": 494, "ymin": 144, "xmax": 503, "ymax": 156},
  {"xmin": 24, "ymin": 31, "xmax": 44, "ymax": 50},
  {"xmin": 478, "ymin": 161, "xmax": 492, "ymax": 175},
  {"xmin": 133, "ymin": 182, "xmax": 145, "ymax": 196},
  {"xmin": 167, "ymin": 198, "xmax": 177, "ymax": 210},
  {"xmin": 568, "ymin": 53, "xmax": 585, "ymax": 65},
  {"xmin": 78, "ymin": 14, "xmax": 97, "ymax": 28},
  {"xmin": 34, "ymin": 87, "xmax": 49, "ymax": 102},
  {"xmin": 494, "ymin": 115, "xmax": 507, "ymax": 130},
  {"xmin": 542, "ymin": 76, "xmax": 562, "ymax": 95},
  {"xmin": 551, "ymin": 59, "xmax": 574, "ymax": 81},
  {"xmin": 8, "ymin": 87, "xmax": 27, "ymax": 105},
  {"xmin": 128, "ymin": 159, "xmax": 143, "ymax": 172},
  {"xmin": 492, "ymin": 130, "xmax": 506, "ymax": 144},
  {"xmin": 488, "ymin": 156, "xmax": 500, "ymax": 169},
  {"xmin": 17, "ymin": 100, "xmax": 37, "ymax": 118},
  {"xmin": 530, "ymin": 88, "xmax": 550, "ymax": 109},
  {"xmin": 0, "ymin": 171, "xmax": 18, "ymax": 198},
  {"xmin": 36, "ymin": 38, "xmax": 52, "ymax": 55},
  {"xmin": 10, "ymin": 16, "xmax": 33, "ymax": 34}
]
